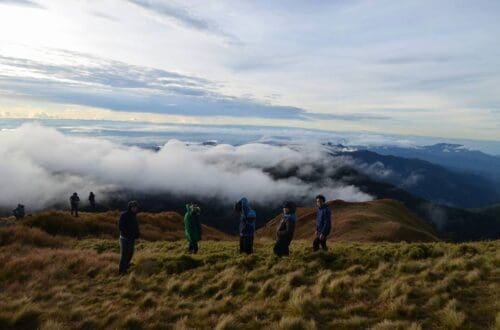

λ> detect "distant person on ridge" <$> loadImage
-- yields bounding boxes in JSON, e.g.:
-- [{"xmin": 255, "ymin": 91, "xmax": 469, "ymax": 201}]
[
  {"xmin": 88, "ymin": 192, "xmax": 96, "ymax": 210},
  {"xmin": 184, "ymin": 202, "xmax": 202, "ymax": 254},
  {"xmin": 12, "ymin": 204, "xmax": 25, "ymax": 220},
  {"xmin": 70, "ymin": 192, "xmax": 80, "ymax": 217},
  {"xmin": 273, "ymin": 201, "xmax": 297, "ymax": 257},
  {"xmin": 313, "ymin": 194, "xmax": 331, "ymax": 251},
  {"xmin": 118, "ymin": 200, "xmax": 140, "ymax": 275},
  {"xmin": 235, "ymin": 197, "xmax": 256, "ymax": 254}
]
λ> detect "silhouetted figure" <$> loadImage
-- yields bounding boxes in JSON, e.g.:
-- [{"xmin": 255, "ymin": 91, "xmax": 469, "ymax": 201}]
[
  {"xmin": 184, "ymin": 202, "xmax": 202, "ymax": 254},
  {"xmin": 70, "ymin": 192, "xmax": 80, "ymax": 217},
  {"xmin": 118, "ymin": 201, "xmax": 140, "ymax": 275},
  {"xmin": 274, "ymin": 201, "xmax": 296, "ymax": 257},
  {"xmin": 236, "ymin": 197, "xmax": 256, "ymax": 254},
  {"xmin": 313, "ymin": 194, "xmax": 331, "ymax": 251},
  {"xmin": 12, "ymin": 204, "xmax": 25, "ymax": 220},
  {"xmin": 88, "ymin": 192, "xmax": 96, "ymax": 210}
]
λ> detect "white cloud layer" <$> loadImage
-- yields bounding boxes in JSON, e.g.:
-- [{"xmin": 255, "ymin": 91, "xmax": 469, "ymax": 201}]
[{"xmin": 0, "ymin": 124, "xmax": 372, "ymax": 210}]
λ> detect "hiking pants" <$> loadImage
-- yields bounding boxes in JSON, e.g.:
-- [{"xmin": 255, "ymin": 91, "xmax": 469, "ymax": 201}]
[
  {"xmin": 273, "ymin": 237, "xmax": 291, "ymax": 257},
  {"xmin": 119, "ymin": 238, "xmax": 135, "ymax": 274},
  {"xmin": 313, "ymin": 236, "xmax": 328, "ymax": 251},
  {"xmin": 240, "ymin": 235, "xmax": 254, "ymax": 254},
  {"xmin": 188, "ymin": 241, "xmax": 199, "ymax": 254}
]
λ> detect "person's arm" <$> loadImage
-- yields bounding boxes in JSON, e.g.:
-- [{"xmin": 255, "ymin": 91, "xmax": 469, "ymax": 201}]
[
  {"xmin": 277, "ymin": 218, "xmax": 286, "ymax": 236},
  {"xmin": 119, "ymin": 214, "xmax": 127, "ymax": 236},
  {"xmin": 135, "ymin": 219, "xmax": 140, "ymax": 239},
  {"xmin": 184, "ymin": 213, "xmax": 192, "ymax": 242},
  {"xmin": 319, "ymin": 208, "xmax": 331, "ymax": 236}
]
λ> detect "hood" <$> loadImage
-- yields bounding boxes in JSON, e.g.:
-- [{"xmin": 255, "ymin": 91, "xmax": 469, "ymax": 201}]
[{"xmin": 239, "ymin": 197, "xmax": 254, "ymax": 218}]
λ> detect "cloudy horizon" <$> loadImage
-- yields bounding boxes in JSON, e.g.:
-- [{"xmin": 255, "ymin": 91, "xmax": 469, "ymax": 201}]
[{"xmin": 1, "ymin": 0, "xmax": 499, "ymax": 141}]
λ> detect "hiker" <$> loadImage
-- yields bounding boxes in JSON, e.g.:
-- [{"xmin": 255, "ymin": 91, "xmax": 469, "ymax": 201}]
[
  {"xmin": 184, "ymin": 202, "xmax": 202, "ymax": 254},
  {"xmin": 88, "ymin": 192, "xmax": 96, "ymax": 210},
  {"xmin": 273, "ymin": 201, "xmax": 297, "ymax": 257},
  {"xmin": 235, "ymin": 197, "xmax": 256, "ymax": 254},
  {"xmin": 313, "ymin": 194, "xmax": 332, "ymax": 251},
  {"xmin": 12, "ymin": 204, "xmax": 25, "ymax": 220},
  {"xmin": 118, "ymin": 200, "xmax": 140, "ymax": 275},
  {"xmin": 70, "ymin": 192, "xmax": 80, "ymax": 217}
]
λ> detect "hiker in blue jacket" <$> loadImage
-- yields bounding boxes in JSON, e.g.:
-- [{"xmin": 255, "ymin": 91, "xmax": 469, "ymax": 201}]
[
  {"xmin": 313, "ymin": 194, "xmax": 331, "ymax": 251},
  {"xmin": 274, "ymin": 201, "xmax": 297, "ymax": 257},
  {"xmin": 118, "ymin": 200, "xmax": 140, "ymax": 275},
  {"xmin": 235, "ymin": 197, "xmax": 256, "ymax": 254}
]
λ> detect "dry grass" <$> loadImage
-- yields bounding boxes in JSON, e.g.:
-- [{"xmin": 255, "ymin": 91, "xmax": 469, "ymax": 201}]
[
  {"xmin": 11, "ymin": 210, "xmax": 232, "ymax": 241},
  {"xmin": 258, "ymin": 199, "xmax": 439, "ymax": 242},
  {"xmin": 0, "ymin": 219, "xmax": 498, "ymax": 329}
]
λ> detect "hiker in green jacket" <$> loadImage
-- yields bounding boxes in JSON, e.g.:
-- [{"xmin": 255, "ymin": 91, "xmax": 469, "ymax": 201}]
[{"xmin": 184, "ymin": 202, "xmax": 202, "ymax": 254}]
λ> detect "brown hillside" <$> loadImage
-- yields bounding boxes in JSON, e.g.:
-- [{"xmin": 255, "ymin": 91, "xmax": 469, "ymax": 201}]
[
  {"xmin": 258, "ymin": 199, "xmax": 439, "ymax": 242},
  {"xmin": 2, "ymin": 210, "xmax": 232, "ymax": 241}
]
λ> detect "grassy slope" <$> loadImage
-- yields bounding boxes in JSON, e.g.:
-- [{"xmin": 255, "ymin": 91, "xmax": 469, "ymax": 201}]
[
  {"xmin": 3, "ymin": 210, "xmax": 232, "ymax": 241},
  {"xmin": 259, "ymin": 199, "xmax": 439, "ymax": 242},
  {"xmin": 0, "ymin": 234, "xmax": 498, "ymax": 329}
]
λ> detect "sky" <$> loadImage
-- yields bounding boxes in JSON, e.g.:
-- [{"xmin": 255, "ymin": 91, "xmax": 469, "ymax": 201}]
[{"xmin": 0, "ymin": 0, "xmax": 499, "ymax": 140}]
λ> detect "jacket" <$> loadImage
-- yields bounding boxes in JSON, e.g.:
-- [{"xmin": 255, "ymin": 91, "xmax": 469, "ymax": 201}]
[
  {"xmin": 119, "ymin": 210, "xmax": 140, "ymax": 241},
  {"xmin": 316, "ymin": 204, "xmax": 331, "ymax": 236},
  {"xmin": 184, "ymin": 204, "xmax": 202, "ymax": 242},
  {"xmin": 238, "ymin": 198, "xmax": 256, "ymax": 237},
  {"xmin": 277, "ymin": 213, "xmax": 296, "ymax": 241}
]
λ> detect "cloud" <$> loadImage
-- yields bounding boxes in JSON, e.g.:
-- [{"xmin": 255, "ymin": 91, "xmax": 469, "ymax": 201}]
[
  {"xmin": 0, "ymin": 124, "xmax": 372, "ymax": 211},
  {"xmin": 0, "ymin": 49, "xmax": 387, "ymax": 121},
  {"xmin": 305, "ymin": 112, "xmax": 391, "ymax": 121},
  {"xmin": 125, "ymin": 0, "xmax": 240, "ymax": 45},
  {"xmin": 0, "ymin": 0, "xmax": 43, "ymax": 9},
  {"xmin": 0, "ymin": 50, "xmax": 313, "ymax": 119}
]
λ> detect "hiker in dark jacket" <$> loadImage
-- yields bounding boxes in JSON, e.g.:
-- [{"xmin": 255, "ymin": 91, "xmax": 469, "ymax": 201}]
[
  {"xmin": 235, "ymin": 197, "xmax": 256, "ymax": 254},
  {"xmin": 313, "ymin": 194, "xmax": 332, "ymax": 251},
  {"xmin": 118, "ymin": 200, "xmax": 140, "ymax": 275},
  {"xmin": 184, "ymin": 202, "xmax": 202, "ymax": 254},
  {"xmin": 274, "ymin": 201, "xmax": 297, "ymax": 257},
  {"xmin": 88, "ymin": 192, "xmax": 96, "ymax": 210},
  {"xmin": 70, "ymin": 192, "xmax": 80, "ymax": 217},
  {"xmin": 12, "ymin": 204, "xmax": 25, "ymax": 220}
]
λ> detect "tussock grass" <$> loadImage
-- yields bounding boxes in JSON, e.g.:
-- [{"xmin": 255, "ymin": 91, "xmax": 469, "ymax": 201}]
[{"xmin": 0, "ymin": 231, "xmax": 498, "ymax": 329}]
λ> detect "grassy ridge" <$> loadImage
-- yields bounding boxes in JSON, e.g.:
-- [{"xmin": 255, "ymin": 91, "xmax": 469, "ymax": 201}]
[
  {"xmin": 0, "ymin": 232, "xmax": 498, "ymax": 329},
  {"xmin": 7, "ymin": 210, "xmax": 232, "ymax": 241},
  {"xmin": 259, "ymin": 199, "xmax": 439, "ymax": 242}
]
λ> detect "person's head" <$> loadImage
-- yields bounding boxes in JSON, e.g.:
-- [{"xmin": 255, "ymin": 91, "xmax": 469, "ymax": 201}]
[
  {"xmin": 190, "ymin": 202, "xmax": 201, "ymax": 214},
  {"xmin": 73, "ymin": 192, "xmax": 77, "ymax": 196},
  {"xmin": 128, "ymin": 200, "xmax": 140, "ymax": 214},
  {"xmin": 234, "ymin": 200, "xmax": 243, "ymax": 214},
  {"xmin": 315, "ymin": 195, "xmax": 326, "ymax": 208},
  {"xmin": 282, "ymin": 201, "xmax": 296, "ymax": 215}
]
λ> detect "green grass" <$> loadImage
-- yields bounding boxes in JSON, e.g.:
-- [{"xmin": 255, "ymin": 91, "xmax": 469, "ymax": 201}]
[{"xmin": 0, "ymin": 235, "xmax": 498, "ymax": 329}]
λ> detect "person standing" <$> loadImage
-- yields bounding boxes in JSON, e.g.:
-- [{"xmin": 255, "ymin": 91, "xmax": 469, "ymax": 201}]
[
  {"xmin": 70, "ymin": 192, "xmax": 80, "ymax": 217},
  {"xmin": 273, "ymin": 201, "xmax": 297, "ymax": 257},
  {"xmin": 184, "ymin": 202, "xmax": 202, "ymax": 254},
  {"xmin": 118, "ymin": 201, "xmax": 140, "ymax": 275},
  {"xmin": 88, "ymin": 192, "xmax": 96, "ymax": 210},
  {"xmin": 235, "ymin": 197, "xmax": 256, "ymax": 254},
  {"xmin": 12, "ymin": 204, "xmax": 25, "ymax": 220},
  {"xmin": 313, "ymin": 194, "xmax": 331, "ymax": 251}
]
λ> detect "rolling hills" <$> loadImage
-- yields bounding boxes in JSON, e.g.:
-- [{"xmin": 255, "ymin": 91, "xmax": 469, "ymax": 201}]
[{"xmin": 258, "ymin": 199, "xmax": 439, "ymax": 242}]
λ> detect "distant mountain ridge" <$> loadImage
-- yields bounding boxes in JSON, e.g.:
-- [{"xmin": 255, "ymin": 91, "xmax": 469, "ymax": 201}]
[
  {"xmin": 336, "ymin": 149, "xmax": 500, "ymax": 208},
  {"xmin": 367, "ymin": 143, "xmax": 500, "ymax": 185}
]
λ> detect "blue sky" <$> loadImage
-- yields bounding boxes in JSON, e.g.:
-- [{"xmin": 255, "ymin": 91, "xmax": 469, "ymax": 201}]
[{"xmin": 0, "ymin": 0, "xmax": 499, "ymax": 140}]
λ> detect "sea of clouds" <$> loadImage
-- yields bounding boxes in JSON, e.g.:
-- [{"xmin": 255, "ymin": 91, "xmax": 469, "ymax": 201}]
[{"xmin": 0, "ymin": 124, "xmax": 373, "ymax": 211}]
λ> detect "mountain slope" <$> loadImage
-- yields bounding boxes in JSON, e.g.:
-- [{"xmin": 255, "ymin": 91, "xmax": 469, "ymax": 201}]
[
  {"xmin": 368, "ymin": 143, "xmax": 500, "ymax": 185},
  {"xmin": 258, "ymin": 199, "xmax": 439, "ymax": 242},
  {"xmin": 338, "ymin": 149, "xmax": 499, "ymax": 208},
  {"xmin": 2, "ymin": 210, "xmax": 232, "ymax": 241}
]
